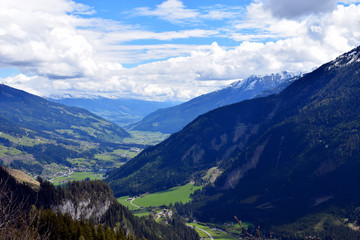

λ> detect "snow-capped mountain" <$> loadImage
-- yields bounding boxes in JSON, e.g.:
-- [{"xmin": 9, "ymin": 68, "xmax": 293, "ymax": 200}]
[{"xmin": 129, "ymin": 71, "xmax": 303, "ymax": 134}]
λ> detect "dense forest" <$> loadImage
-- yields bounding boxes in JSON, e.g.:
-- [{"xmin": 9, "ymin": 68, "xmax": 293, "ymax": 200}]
[{"xmin": 0, "ymin": 166, "xmax": 198, "ymax": 240}]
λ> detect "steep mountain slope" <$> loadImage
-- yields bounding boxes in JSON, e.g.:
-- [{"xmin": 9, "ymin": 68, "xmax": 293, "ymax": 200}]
[
  {"xmin": 49, "ymin": 96, "xmax": 179, "ymax": 127},
  {"xmin": 106, "ymin": 43, "xmax": 360, "ymax": 219},
  {"xmin": 0, "ymin": 84, "xmax": 130, "ymax": 142},
  {"xmin": 129, "ymin": 71, "xmax": 301, "ymax": 134}
]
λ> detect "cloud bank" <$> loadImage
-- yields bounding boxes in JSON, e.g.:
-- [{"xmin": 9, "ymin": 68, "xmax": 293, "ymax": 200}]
[
  {"xmin": 0, "ymin": 0, "xmax": 360, "ymax": 101},
  {"xmin": 264, "ymin": 0, "xmax": 338, "ymax": 19}
]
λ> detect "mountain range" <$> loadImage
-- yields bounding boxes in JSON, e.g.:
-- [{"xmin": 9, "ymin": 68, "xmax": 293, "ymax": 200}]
[
  {"xmin": 106, "ymin": 46, "xmax": 360, "ymax": 236},
  {"xmin": 129, "ymin": 71, "xmax": 302, "ymax": 134},
  {"xmin": 49, "ymin": 96, "xmax": 179, "ymax": 127}
]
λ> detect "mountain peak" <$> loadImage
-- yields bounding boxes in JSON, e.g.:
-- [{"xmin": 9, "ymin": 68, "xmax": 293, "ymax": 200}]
[
  {"xmin": 130, "ymin": 71, "xmax": 302, "ymax": 134},
  {"xmin": 229, "ymin": 71, "xmax": 300, "ymax": 90},
  {"xmin": 329, "ymin": 46, "xmax": 360, "ymax": 69}
]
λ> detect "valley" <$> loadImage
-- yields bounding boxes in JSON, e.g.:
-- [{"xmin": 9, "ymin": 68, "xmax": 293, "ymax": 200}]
[
  {"xmin": 0, "ymin": 128, "xmax": 168, "ymax": 184},
  {"xmin": 117, "ymin": 183, "xmax": 244, "ymax": 239},
  {"xmin": 2, "ymin": 1, "xmax": 360, "ymax": 239},
  {"xmin": 49, "ymin": 96, "xmax": 179, "ymax": 127}
]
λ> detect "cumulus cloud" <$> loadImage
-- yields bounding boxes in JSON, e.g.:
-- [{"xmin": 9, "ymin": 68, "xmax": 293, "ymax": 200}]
[
  {"xmin": 339, "ymin": 0, "xmax": 360, "ymax": 3},
  {"xmin": 102, "ymin": 2, "xmax": 360, "ymax": 100},
  {"xmin": 0, "ymin": 0, "xmax": 227, "ymax": 100},
  {"xmin": 228, "ymin": 2, "xmax": 360, "ymax": 52},
  {"xmin": 1, "ymin": 0, "xmax": 360, "ymax": 101},
  {"xmin": 0, "ymin": 0, "xmax": 98, "ymax": 79},
  {"xmin": 135, "ymin": 0, "xmax": 199, "ymax": 23},
  {"xmin": 135, "ymin": 0, "xmax": 240, "ymax": 24},
  {"xmin": 264, "ymin": 0, "xmax": 338, "ymax": 19}
]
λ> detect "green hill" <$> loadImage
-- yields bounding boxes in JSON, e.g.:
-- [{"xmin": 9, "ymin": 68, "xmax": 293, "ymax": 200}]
[
  {"xmin": 0, "ymin": 84, "xmax": 130, "ymax": 142},
  {"xmin": 0, "ymin": 84, "xmax": 132, "ymax": 177}
]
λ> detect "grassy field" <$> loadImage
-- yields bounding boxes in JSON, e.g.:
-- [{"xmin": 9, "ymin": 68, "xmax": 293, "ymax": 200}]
[
  {"xmin": 0, "ymin": 132, "xmax": 47, "ymax": 147},
  {"xmin": 0, "ymin": 146, "xmax": 23, "ymax": 157},
  {"xmin": 225, "ymin": 221, "xmax": 251, "ymax": 236},
  {"xmin": 133, "ymin": 209, "xmax": 153, "ymax": 217},
  {"xmin": 117, "ymin": 183, "xmax": 202, "ymax": 217},
  {"xmin": 117, "ymin": 196, "xmax": 139, "ymax": 210},
  {"xmin": 52, "ymin": 172, "xmax": 104, "ymax": 185},
  {"xmin": 187, "ymin": 223, "xmax": 235, "ymax": 240},
  {"xmin": 123, "ymin": 131, "xmax": 169, "ymax": 145},
  {"xmin": 111, "ymin": 149, "xmax": 139, "ymax": 159},
  {"xmin": 132, "ymin": 184, "xmax": 202, "ymax": 207},
  {"xmin": 6, "ymin": 168, "xmax": 40, "ymax": 191}
]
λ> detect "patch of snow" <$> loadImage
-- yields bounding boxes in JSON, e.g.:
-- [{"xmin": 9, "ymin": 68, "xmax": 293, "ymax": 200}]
[
  {"xmin": 230, "ymin": 79, "xmax": 246, "ymax": 89},
  {"xmin": 245, "ymin": 80, "xmax": 256, "ymax": 91},
  {"xmin": 230, "ymin": 71, "xmax": 300, "ymax": 91},
  {"xmin": 329, "ymin": 48, "xmax": 360, "ymax": 69}
]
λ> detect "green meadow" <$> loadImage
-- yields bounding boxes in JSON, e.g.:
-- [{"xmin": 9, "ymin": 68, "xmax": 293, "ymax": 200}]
[
  {"xmin": 123, "ymin": 131, "xmax": 170, "ymax": 145},
  {"xmin": 133, "ymin": 183, "xmax": 202, "ymax": 207},
  {"xmin": 117, "ymin": 196, "xmax": 139, "ymax": 211},
  {"xmin": 187, "ymin": 223, "xmax": 234, "ymax": 240},
  {"xmin": 52, "ymin": 172, "xmax": 104, "ymax": 185},
  {"xmin": 117, "ymin": 183, "xmax": 202, "ymax": 217}
]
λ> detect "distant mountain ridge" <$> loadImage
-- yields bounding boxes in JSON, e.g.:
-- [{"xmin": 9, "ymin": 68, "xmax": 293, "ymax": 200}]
[
  {"xmin": 129, "ymin": 71, "xmax": 302, "ymax": 134},
  {"xmin": 0, "ymin": 84, "xmax": 132, "ymax": 175},
  {"xmin": 49, "ymin": 96, "xmax": 179, "ymax": 127},
  {"xmin": 0, "ymin": 84, "xmax": 130, "ymax": 142},
  {"xmin": 106, "ymin": 44, "xmax": 360, "ymax": 230}
]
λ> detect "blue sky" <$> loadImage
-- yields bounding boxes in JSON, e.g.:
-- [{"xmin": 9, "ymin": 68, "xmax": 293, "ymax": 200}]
[
  {"xmin": 1, "ymin": 0, "xmax": 360, "ymax": 101},
  {"xmin": 72, "ymin": 0, "xmax": 251, "ymax": 66}
]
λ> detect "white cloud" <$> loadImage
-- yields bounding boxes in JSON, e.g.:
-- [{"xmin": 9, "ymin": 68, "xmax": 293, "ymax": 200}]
[
  {"xmin": 135, "ymin": 0, "xmax": 240, "ymax": 24},
  {"xmin": 200, "ymin": 5, "xmax": 243, "ymax": 21},
  {"xmin": 98, "ymin": 3, "xmax": 360, "ymax": 101},
  {"xmin": 0, "ymin": 0, "xmax": 98, "ymax": 78},
  {"xmin": 88, "ymin": 29, "xmax": 219, "ymax": 44},
  {"xmin": 135, "ymin": 0, "xmax": 199, "ymax": 23},
  {"xmin": 339, "ymin": 0, "xmax": 360, "ymax": 3},
  {"xmin": 1, "ymin": 0, "xmax": 360, "ymax": 102},
  {"xmin": 264, "ymin": 0, "xmax": 338, "ymax": 19},
  {"xmin": 2, "ymin": 0, "xmax": 92, "ymax": 15}
]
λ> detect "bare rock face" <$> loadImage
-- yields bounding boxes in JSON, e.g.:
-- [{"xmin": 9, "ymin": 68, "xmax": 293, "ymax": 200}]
[{"xmin": 55, "ymin": 198, "xmax": 112, "ymax": 223}]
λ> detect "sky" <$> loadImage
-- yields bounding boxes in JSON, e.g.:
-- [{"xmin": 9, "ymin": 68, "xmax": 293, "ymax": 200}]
[{"xmin": 0, "ymin": 0, "xmax": 360, "ymax": 101}]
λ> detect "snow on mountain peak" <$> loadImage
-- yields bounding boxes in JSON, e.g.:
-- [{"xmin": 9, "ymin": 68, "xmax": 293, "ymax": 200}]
[
  {"xmin": 329, "ymin": 47, "xmax": 360, "ymax": 69},
  {"xmin": 230, "ymin": 71, "xmax": 300, "ymax": 90}
]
